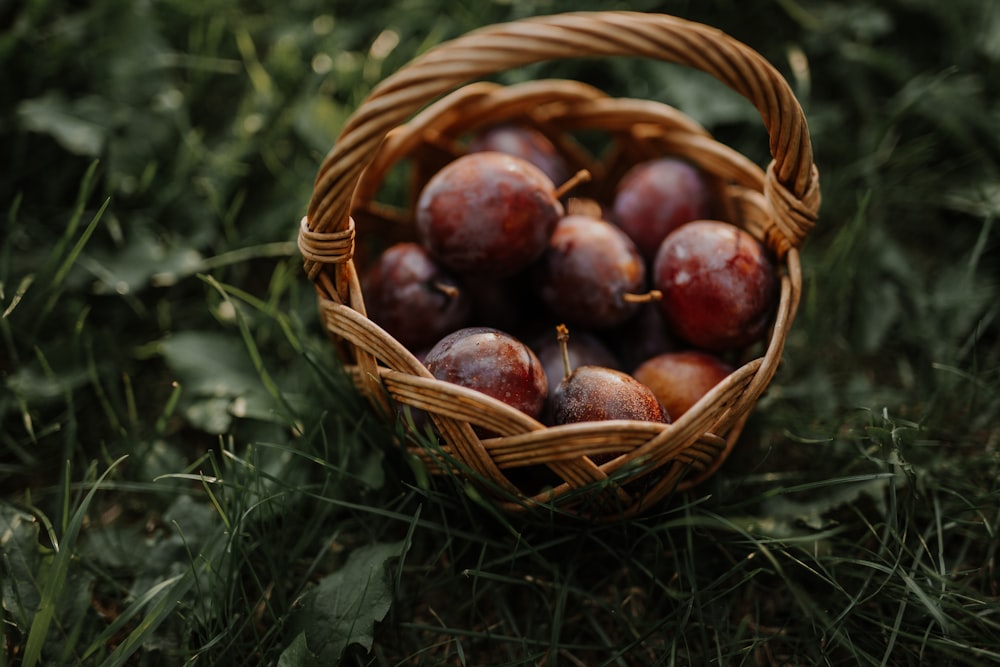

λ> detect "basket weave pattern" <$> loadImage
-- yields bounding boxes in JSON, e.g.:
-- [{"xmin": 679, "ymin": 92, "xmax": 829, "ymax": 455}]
[{"xmin": 299, "ymin": 11, "xmax": 820, "ymax": 518}]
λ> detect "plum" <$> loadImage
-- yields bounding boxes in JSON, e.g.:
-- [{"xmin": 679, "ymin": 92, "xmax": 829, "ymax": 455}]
[
  {"xmin": 416, "ymin": 152, "xmax": 563, "ymax": 276},
  {"xmin": 550, "ymin": 365, "xmax": 669, "ymax": 426},
  {"xmin": 633, "ymin": 350, "xmax": 734, "ymax": 419},
  {"xmin": 424, "ymin": 327, "xmax": 548, "ymax": 420},
  {"xmin": 536, "ymin": 215, "xmax": 649, "ymax": 329},
  {"xmin": 653, "ymin": 220, "xmax": 778, "ymax": 351},
  {"xmin": 361, "ymin": 242, "xmax": 470, "ymax": 351},
  {"xmin": 612, "ymin": 157, "xmax": 713, "ymax": 261}
]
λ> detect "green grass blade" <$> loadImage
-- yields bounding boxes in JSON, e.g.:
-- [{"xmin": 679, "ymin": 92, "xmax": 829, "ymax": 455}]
[
  {"xmin": 21, "ymin": 455, "xmax": 128, "ymax": 667},
  {"xmin": 200, "ymin": 273, "xmax": 302, "ymax": 432},
  {"xmin": 37, "ymin": 196, "xmax": 110, "ymax": 328},
  {"xmin": 38, "ymin": 160, "xmax": 100, "ymax": 280}
]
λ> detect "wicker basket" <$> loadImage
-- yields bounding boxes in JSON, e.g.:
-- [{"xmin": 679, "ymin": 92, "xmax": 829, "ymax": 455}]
[{"xmin": 299, "ymin": 11, "xmax": 820, "ymax": 519}]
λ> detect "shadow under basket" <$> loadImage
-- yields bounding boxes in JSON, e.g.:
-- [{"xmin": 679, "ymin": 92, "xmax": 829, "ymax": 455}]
[{"xmin": 298, "ymin": 11, "xmax": 821, "ymax": 520}]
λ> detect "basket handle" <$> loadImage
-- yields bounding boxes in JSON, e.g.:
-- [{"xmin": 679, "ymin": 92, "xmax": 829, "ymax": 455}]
[{"xmin": 302, "ymin": 10, "xmax": 820, "ymax": 287}]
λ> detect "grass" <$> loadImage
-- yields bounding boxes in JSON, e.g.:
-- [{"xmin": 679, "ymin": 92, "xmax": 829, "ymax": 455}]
[{"xmin": 2, "ymin": 0, "xmax": 999, "ymax": 664}]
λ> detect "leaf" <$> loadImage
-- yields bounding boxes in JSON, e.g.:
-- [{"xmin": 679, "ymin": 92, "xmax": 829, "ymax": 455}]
[
  {"xmin": 276, "ymin": 632, "xmax": 321, "ymax": 667},
  {"xmin": 293, "ymin": 540, "xmax": 408, "ymax": 662},
  {"xmin": 17, "ymin": 93, "xmax": 113, "ymax": 157},
  {"xmin": 159, "ymin": 331, "xmax": 260, "ymax": 398},
  {"xmin": 0, "ymin": 504, "xmax": 42, "ymax": 629},
  {"xmin": 85, "ymin": 227, "xmax": 204, "ymax": 295}
]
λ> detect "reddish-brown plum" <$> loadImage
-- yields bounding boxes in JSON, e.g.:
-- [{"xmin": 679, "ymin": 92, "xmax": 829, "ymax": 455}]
[
  {"xmin": 653, "ymin": 220, "xmax": 778, "ymax": 351},
  {"xmin": 415, "ymin": 152, "xmax": 563, "ymax": 276},
  {"xmin": 612, "ymin": 157, "xmax": 713, "ymax": 261},
  {"xmin": 536, "ymin": 215, "xmax": 647, "ymax": 329},
  {"xmin": 551, "ymin": 365, "xmax": 669, "ymax": 425},
  {"xmin": 468, "ymin": 124, "xmax": 569, "ymax": 187},
  {"xmin": 633, "ymin": 350, "xmax": 734, "ymax": 419},
  {"xmin": 423, "ymin": 327, "xmax": 548, "ymax": 420},
  {"xmin": 361, "ymin": 242, "xmax": 470, "ymax": 351}
]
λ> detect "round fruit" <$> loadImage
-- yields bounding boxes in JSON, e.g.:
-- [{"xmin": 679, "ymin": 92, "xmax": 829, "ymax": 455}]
[
  {"xmin": 415, "ymin": 151, "xmax": 563, "ymax": 276},
  {"xmin": 362, "ymin": 242, "xmax": 470, "ymax": 351},
  {"xmin": 468, "ymin": 123, "xmax": 569, "ymax": 187},
  {"xmin": 633, "ymin": 350, "xmax": 734, "ymax": 419},
  {"xmin": 653, "ymin": 220, "xmax": 778, "ymax": 351},
  {"xmin": 423, "ymin": 327, "xmax": 548, "ymax": 420},
  {"xmin": 612, "ymin": 157, "xmax": 713, "ymax": 261},
  {"xmin": 550, "ymin": 365, "xmax": 670, "ymax": 425},
  {"xmin": 537, "ymin": 215, "xmax": 648, "ymax": 329}
]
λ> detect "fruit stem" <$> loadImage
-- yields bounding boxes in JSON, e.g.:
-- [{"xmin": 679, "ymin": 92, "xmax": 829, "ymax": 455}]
[
  {"xmin": 556, "ymin": 323, "xmax": 572, "ymax": 381},
  {"xmin": 554, "ymin": 169, "xmax": 592, "ymax": 199},
  {"xmin": 622, "ymin": 289, "xmax": 663, "ymax": 304},
  {"xmin": 432, "ymin": 281, "xmax": 460, "ymax": 299}
]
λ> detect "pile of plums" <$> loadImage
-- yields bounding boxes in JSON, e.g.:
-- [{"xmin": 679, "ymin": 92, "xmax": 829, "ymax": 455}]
[{"xmin": 361, "ymin": 124, "xmax": 778, "ymax": 442}]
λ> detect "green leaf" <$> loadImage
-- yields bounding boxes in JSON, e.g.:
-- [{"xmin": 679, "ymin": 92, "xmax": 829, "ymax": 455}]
[
  {"xmin": 17, "ymin": 93, "xmax": 113, "ymax": 157},
  {"xmin": 159, "ymin": 331, "xmax": 260, "ymax": 398},
  {"xmin": 293, "ymin": 540, "xmax": 408, "ymax": 662},
  {"xmin": 0, "ymin": 504, "xmax": 43, "ymax": 629},
  {"xmin": 276, "ymin": 632, "xmax": 321, "ymax": 667},
  {"xmin": 85, "ymin": 227, "xmax": 204, "ymax": 295}
]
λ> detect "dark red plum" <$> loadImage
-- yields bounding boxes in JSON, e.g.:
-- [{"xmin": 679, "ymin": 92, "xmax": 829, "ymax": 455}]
[
  {"xmin": 536, "ymin": 215, "xmax": 648, "ymax": 329},
  {"xmin": 423, "ymin": 327, "xmax": 548, "ymax": 420},
  {"xmin": 653, "ymin": 220, "xmax": 778, "ymax": 352},
  {"xmin": 361, "ymin": 242, "xmax": 470, "ymax": 351},
  {"xmin": 612, "ymin": 157, "xmax": 713, "ymax": 261},
  {"xmin": 551, "ymin": 365, "xmax": 670, "ymax": 426},
  {"xmin": 415, "ymin": 152, "xmax": 563, "ymax": 276},
  {"xmin": 606, "ymin": 302, "xmax": 676, "ymax": 373}
]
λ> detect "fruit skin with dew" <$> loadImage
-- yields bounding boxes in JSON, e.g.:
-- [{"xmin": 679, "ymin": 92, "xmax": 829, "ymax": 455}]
[
  {"xmin": 550, "ymin": 365, "xmax": 670, "ymax": 426},
  {"xmin": 361, "ymin": 242, "xmax": 470, "ymax": 351},
  {"xmin": 653, "ymin": 220, "xmax": 778, "ymax": 352},
  {"xmin": 536, "ymin": 214, "xmax": 649, "ymax": 330},
  {"xmin": 633, "ymin": 350, "xmax": 734, "ymax": 420},
  {"xmin": 415, "ymin": 151, "xmax": 564, "ymax": 277},
  {"xmin": 423, "ymin": 327, "xmax": 548, "ymax": 421},
  {"xmin": 612, "ymin": 157, "xmax": 713, "ymax": 261}
]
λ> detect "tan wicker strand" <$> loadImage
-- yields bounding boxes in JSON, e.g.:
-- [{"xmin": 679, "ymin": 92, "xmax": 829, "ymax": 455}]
[
  {"xmin": 677, "ymin": 411, "xmax": 751, "ymax": 490},
  {"xmin": 381, "ymin": 370, "xmax": 545, "ymax": 437},
  {"xmin": 484, "ymin": 422, "xmax": 665, "ymax": 463},
  {"xmin": 297, "ymin": 216, "xmax": 356, "ymax": 275}
]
